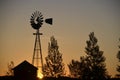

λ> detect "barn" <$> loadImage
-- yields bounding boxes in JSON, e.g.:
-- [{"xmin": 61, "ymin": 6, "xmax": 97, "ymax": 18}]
[{"xmin": 12, "ymin": 60, "xmax": 38, "ymax": 80}]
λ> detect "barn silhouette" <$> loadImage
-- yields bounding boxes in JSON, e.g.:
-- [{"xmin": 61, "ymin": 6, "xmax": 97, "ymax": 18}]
[{"xmin": 13, "ymin": 60, "xmax": 38, "ymax": 80}]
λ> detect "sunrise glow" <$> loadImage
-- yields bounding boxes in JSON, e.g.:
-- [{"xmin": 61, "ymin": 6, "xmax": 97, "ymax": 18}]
[
  {"xmin": 0, "ymin": 0, "xmax": 120, "ymax": 78},
  {"xmin": 38, "ymin": 72, "xmax": 43, "ymax": 79}
]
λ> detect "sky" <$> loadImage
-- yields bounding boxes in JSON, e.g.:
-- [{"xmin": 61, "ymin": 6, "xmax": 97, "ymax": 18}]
[{"xmin": 0, "ymin": 0, "xmax": 120, "ymax": 77}]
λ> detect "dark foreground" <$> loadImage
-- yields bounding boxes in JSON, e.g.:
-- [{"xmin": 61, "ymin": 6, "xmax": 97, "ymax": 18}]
[
  {"xmin": 0, "ymin": 76, "xmax": 120, "ymax": 80},
  {"xmin": 43, "ymin": 77, "xmax": 120, "ymax": 80}
]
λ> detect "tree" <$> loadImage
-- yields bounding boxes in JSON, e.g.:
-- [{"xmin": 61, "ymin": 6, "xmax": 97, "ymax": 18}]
[
  {"xmin": 43, "ymin": 36, "xmax": 65, "ymax": 77},
  {"xmin": 68, "ymin": 56, "xmax": 91, "ymax": 79},
  {"xmin": 6, "ymin": 61, "xmax": 14, "ymax": 76},
  {"xmin": 116, "ymin": 38, "xmax": 120, "ymax": 77},
  {"xmin": 68, "ymin": 32, "xmax": 109, "ymax": 80},
  {"xmin": 68, "ymin": 59, "xmax": 81, "ymax": 78},
  {"xmin": 84, "ymin": 32, "xmax": 108, "ymax": 80}
]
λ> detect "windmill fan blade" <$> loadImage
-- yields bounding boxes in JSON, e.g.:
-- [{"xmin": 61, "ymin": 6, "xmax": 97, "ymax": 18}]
[{"xmin": 45, "ymin": 18, "xmax": 53, "ymax": 25}]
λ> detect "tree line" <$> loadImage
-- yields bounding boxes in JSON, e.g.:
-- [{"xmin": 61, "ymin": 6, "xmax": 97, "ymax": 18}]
[
  {"xmin": 42, "ymin": 32, "xmax": 120, "ymax": 79},
  {"xmin": 6, "ymin": 32, "xmax": 120, "ymax": 80}
]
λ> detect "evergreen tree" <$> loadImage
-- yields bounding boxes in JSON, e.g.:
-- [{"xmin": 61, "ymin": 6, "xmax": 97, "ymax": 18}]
[
  {"xmin": 68, "ymin": 59, "xmax": 81, "ymax": 78},
  {"xmin": 79, "ymin": 56, "xmax": 92, "ymax": 80},
  {"xmin": 68, "ymin": 32, "xmax": 109, "ymax": 80},
  {"xmin": 68, "ymin": 56, "xmax": 90, "ymax": 79},
  {"xmin": 116, "ymin": 38, "xmax": 120, "ymax": 77},
  {"xmin": 85, "ymin": 32, "xmax": 108, "ymax": 80},
  {"xmin": 43, "ymin": 36, "xmax": 65, "ymax": 77}
]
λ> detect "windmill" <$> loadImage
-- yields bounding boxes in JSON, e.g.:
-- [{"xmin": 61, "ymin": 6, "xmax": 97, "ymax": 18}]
[{"xmin": 30, "ymin": 11, "xmax": 52, "ymax": 76}]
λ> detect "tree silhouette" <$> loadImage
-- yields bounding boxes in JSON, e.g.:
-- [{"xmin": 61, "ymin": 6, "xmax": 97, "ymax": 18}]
[
  {"xmin": 84, "ymin": 32, "xmax": 108, "ymax": 80},
  {"xmin": 68, "ymin": 32, "xmax": 109, "ymax": 80},
  {"xmin": 79, "ymin": 56, "xmax": 92, "ymax": 80},
  {"xmin": 68, "ymin": 59, "xmax": 81, "ymax": 78},
  {"xmin": 6, "ymin": 61, "xmax": 14, "ymax": 76},
  {"xmin": 116, "ymin": 38, "xmax": 120, "ymax": 77},
  {"xmin": 43, "ymin": 36, "xmax": 65, "ymax": 77},
  {"xmin": 68, "ymin": 56, "xmax": 92, "ymax": 79},
  {"xmin": 68, "ymin": 56, "xmax": 90, "ymax": 79}
]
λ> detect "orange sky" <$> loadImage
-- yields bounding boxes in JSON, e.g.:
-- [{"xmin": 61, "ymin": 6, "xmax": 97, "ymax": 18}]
[{"xmin": 0, "ymin": 0, "xmax": 120, "ymax": 77}]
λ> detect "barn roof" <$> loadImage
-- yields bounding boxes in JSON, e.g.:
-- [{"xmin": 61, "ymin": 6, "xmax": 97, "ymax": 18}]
[{"xmin": 13, "ymin": 60, "xmax": 38, "ymax": 70}]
